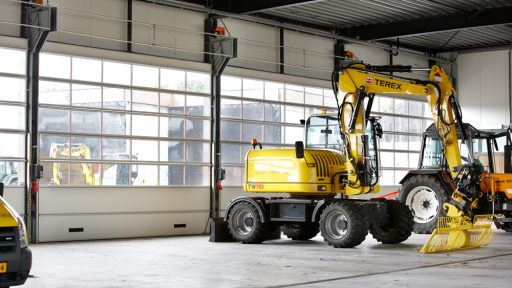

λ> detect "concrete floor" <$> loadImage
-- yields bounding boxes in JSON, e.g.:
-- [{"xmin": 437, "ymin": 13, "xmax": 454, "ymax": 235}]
[{"xmin": 24, "ymin": 230, "xmax": 512, "ymax": 288}]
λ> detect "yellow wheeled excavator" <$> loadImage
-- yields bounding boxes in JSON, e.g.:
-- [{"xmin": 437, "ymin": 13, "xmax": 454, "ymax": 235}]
[{"xmin": 225, "ymin": 62, "xmax": 500, "ymax": 252}]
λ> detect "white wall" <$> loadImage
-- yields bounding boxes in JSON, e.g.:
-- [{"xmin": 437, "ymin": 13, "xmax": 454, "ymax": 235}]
[
  {"xmin": 0, "ymin": 0, "xmax": 20, "ymax": 37},
  {"xmin": 457, "ymin": 50, "xmax": 511, "ymax": 129},
  {"xmin": 47, "ymin": 0, "xmax": 127, "ymax": 51}
]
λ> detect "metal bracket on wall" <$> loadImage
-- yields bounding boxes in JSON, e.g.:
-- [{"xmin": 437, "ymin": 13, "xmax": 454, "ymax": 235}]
[{"xmin": 25, "ymin": 3, "xmax": 57, "ymax": 244}]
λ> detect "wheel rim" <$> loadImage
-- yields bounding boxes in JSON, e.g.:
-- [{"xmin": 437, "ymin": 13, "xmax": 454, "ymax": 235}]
[
  {"xmin": 232, "ymin": 209, "xmax": 254, "ymax": 236},
  {"xmin": 405, "ymin": 186, "xmax": 439, "ymax": 224},
  {"xmin": 324, "ymin": 210, "xmax": 348, "ymax": 239}
]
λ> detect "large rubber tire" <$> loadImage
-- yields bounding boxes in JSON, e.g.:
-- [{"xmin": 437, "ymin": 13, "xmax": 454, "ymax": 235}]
[
  {"xmin": 227, "ymin": 202, "xmax": 267, "ymax": 244},
  {"xmin": 282, "ymin": 223, "xmax": 319, "ymax": 240},
  {"xmin": 370, "ymin": 200, "xmax": 414, "ymax": 244},
  {"xmin": 319, "ymin": 201, "xmax": 369, "ymax": 248},
  {"xmin": 399, "ymin": 175, "xmax": 449, "ymax": 234},
  {"xmin": 495, "ymin": 218, "xmax": 512, "ymax": 232}
]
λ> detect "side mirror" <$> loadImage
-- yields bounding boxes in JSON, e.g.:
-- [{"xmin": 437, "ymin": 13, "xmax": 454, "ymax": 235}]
[{"xmin": 295, "ymin": 141, "xmax": 305, "ymax": 159}]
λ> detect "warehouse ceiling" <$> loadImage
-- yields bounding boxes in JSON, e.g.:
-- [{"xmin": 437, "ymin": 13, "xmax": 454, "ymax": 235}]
[{"xmin": 158, "ymin": 0, "xmax": 512, "ymax": 54}]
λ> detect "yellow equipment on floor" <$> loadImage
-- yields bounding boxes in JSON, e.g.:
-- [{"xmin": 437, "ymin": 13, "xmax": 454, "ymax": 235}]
[{"xmin": 224, "ymin": 62, "xmax": 503, "ymax": 252}]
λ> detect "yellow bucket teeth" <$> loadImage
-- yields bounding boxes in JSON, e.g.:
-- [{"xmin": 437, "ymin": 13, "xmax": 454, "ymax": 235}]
[{"xmin": 420, "ymin": 215, "xmax": 494, "ymax": 253}]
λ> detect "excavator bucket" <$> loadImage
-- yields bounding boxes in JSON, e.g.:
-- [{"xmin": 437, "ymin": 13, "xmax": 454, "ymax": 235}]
[{"xmin": 420, "ymin": 215, "xmax": 493, "ymax": 253}]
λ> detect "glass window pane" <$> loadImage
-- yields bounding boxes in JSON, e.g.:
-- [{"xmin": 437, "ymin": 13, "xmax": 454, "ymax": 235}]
[
  {"xmin": 161, "ymin": 68, "xmax": 185, "ymax": 91},
  {"xmin": 284, "ymin": 126, "xmax": 303, "ymax": 144},
  {"xmin": 422, "ymin": 102, "xmax": 431, "ymax": 117},
  {"xmin": 395, "ymin": 152, "xmax": 409, "ymax": 168},
  {"xmin": 71, "ymin": 110, "xmax": 100, "ymax": 134},
  {"xmin": 223, "ymin": 166, "xmax": 242, "ymax": 186},
  {"xmin": 380, "ymin": 170, "xmax": 394, "ymax": 186},
  {"xmin": 379, "ymin": 133, "xmax": 393, "ymax": 150},
  {"xmin": 132, "ymin": 114, "xmax": 158, "ymax": 137},
  {"xmin": 132, "ymin": 90, "xmax": 158, "ymax": 112},
  {"xmin": 185, "ymin": 166, "xmax": 209, "ymax": 186},
  {"xmin": 133, "ymin": 165, "xmax": 158, "ymax": 185},
  {"xmin": 71, "ymin": 162, "xmax": 98, "ymax": 185},
  {"xmin": 242, "ymin": 123, "xmax": 263, "ymax": 144},
  {"xmin": 394, "ymin": 117, "xmax": 408, "ymax": 133},
  {"xmin": 160, "ymin": 117, "xmax": 185, "ymax": 138},
  {"xmin": 160, "ymin": 141, "xmax": 184, "ymax": 162},
  {"xmin": 40, "ymin": 53, "xmax": 71, "ymax": 79},
  {"xmin": 220, "ymin": 121, "xmax": 240, "ymax": 141},
  {"xmin": 0, "ymin": 48, "xmax": 25, "ymax": 74},
  {"xmin": 409, "ymin": 118, "xmax": 422, "ymax": 134},
  {"xmin": 409, "ymin": 153, "xmax": 420, "ymax": 168},
  {"xmin": 187, "ymin": 95, "xmax": 210, "ymax": 116},
  {"xmin": 264, "ymin": 124, "xmax": 282, "ymax": 144},
  {"xmin": 324, "ymin": 89, "xmax": 337, "ymax": 108},
  {"xmin": 41, "ymin": 162, "xmax": 69, "ymax": 186},
  {"xmin": 103, "ymin": 61, "xmax": 131, "ymax": 85},
  {"xmin": 132, "ymin": 65, "xmax": 159, "ymax": 88},
  {"xmin": 285, "ymin": 105, "xmax": 304, "ymax": 124},
  {"xmin": 0, "ymin": 133, "xmax": 24, "ymax": 157},
  {"xmin": 394, "ymin": 99, "xmax": 407, "ymax": 115},
  {"xmin": 72, "ymin": 57, "xmax": 101, "ymax": 82},
  {"xmin": 39, "ymin": 108, "xmax": 70, "ymax": 132},
  {"xmin": 0, "ymin": 77, "xmax": 25, "ymax": 102},
  {"xmin": 264, "ymin": 103, "xmax": 284, "ymax": 122},
  {"xmin": 103, "ymin": 87, "xmax": 131, "ymax": 110},
  {"xmin": 221, "ymin": 76, "xmax": 241, "ymax": 97},
  {"xmin": 395, "ymin": 135, "xmax": 408, "ymax": 150},
  {"xmin": 243, "ymin": 79, "xmax": 264, "ymax": 99},
  {"xmin": 379, "ymin": 97, "xmax": 394, "ymax": 113},
  {"xmin": 186, "ymin": 72, "xmax": 209, "ymax": 93},
  {"xmin": 132, "ymin": 140, "xmax": 158, "ymax": 161},
  {"xmin": 0, "ymin": 161, "xmax": 25, "ymax": 186},
  {"xmin": 160, "ymin": 93, "xmax": 185, "ymax": 114},
  {"xmin": 186, "ymin": 119, "xmax": 210, "ymax": 140},
  {"xmin": 243, "ymin": 101, "xmax": 263, "ymax": 121},
  {"xmin": 285, "ymin": 84, "xmax": 304, "ymax": 104},
  {"xmin": 70, "ymin": 137, "xmax": 101, "ymax": 160},
  {"xmin": 0, "ymin": 105, "xmax": 24, "ymax": 130},
  {"xmin": 160, "ymin": 165, "xmax": 184, "ymax": 185},
  {"xmin": 221, "ymin": 144, "xmax": 241, "ymax": 164},
  {"xmin": 186, "ymin": 142, "xmax": 210, "ymax": 163},
  {"xmin": 72, "ymin": 84, "xmax": 101, "ymax": 108},
  {"xmin": 395, "ymin": 170, "xmax": 407, "ymax": 185},
  {"xmin": 103, "ymin": 112, "xmax": 130, "ymax": 135},
  {"xmin": 221, "ymin": 98, "xmax": 241, "ymax": 119},
  {"xmin": 40, "ymin": 135, "xmax": 69, "ymax": 159},
  {"xmin": 265, "ymin": 81, "xmax": 284, "ymax": 101},
  {"xmin": 40, "ymin": 81, "xmax": 70, "ymax": 105},
  {"xmin": 408, "ymin": 101, "xmax": 422, "ymax": 116},
  {"xmin": 102, "ymin": 163, "xmax": 130, "ymax": 186},
  {"xmin": 380, "ymin": 152, "xmax": 394, "ymax": 168},
  {"xmin": 102, "ymin": 138, "xmax": 130, "ymax": 159},
  {"xmin": 409, "ymin": 136, "xmax": 421, "ymax": 151},
  {"xmin": 305, "ymin": 87, "xmax": 323, "ymax": 106}
]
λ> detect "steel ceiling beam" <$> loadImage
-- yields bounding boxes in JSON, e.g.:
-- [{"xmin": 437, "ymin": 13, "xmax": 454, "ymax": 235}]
[
  {"xmin": 341, "ymin": 6, "xmax": 512, "ymax": 41},
  {"xmin": 179, "ymin": 0, "xmax": 321, "ymax": 14}
]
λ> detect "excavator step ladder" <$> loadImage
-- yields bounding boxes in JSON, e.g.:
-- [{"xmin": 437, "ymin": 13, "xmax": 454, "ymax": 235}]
[{"xmin": 420, "ymin": 215, "xmax": 494, "ymax": 253}]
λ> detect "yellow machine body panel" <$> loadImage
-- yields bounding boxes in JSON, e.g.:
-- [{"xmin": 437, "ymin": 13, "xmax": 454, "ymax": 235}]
[
  {"xmin": 0, "ymin": 196, "xmax": 19, "ymax": 227},
  {"xmin": 244, "ymin": 148, "xmax": 373, "ymax": 196}
]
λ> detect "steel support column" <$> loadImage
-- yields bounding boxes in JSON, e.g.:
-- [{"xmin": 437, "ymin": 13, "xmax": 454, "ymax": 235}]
[
  {"xmin": 24, "ymin": 4, "xmax": 57, "ymax": 243},
  {"xmin": 205, "ymin": 16, "xmax": 237, "ymax": 242}
]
